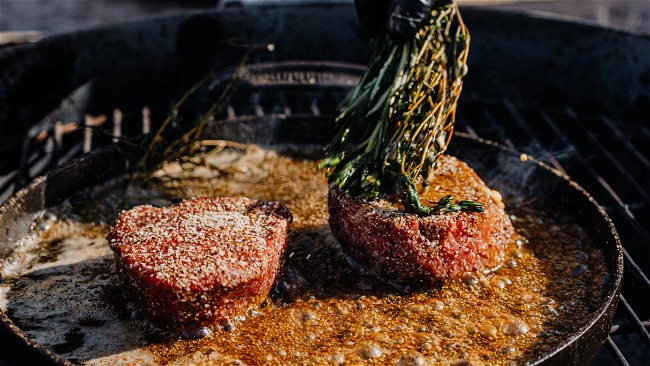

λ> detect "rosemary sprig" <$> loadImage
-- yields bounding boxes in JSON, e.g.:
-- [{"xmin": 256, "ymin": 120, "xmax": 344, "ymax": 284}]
[
  {"xmin": 320, "ymin": 1, "xmax": 482, "ymax": 215},
  {"xmin": 429, "ymin": 195, "xmax": 485, "ymax": 214}
]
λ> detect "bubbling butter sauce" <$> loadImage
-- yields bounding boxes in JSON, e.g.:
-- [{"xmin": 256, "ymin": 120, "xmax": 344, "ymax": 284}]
[{"xmin": 0, "ymin": 145, "xmax": 610, "ymax": 365}]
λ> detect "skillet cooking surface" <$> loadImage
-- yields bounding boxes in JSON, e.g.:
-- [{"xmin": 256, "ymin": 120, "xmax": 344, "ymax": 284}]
[{"xmin": 0, "ymin": 129, "xmax": 622, "ymax": 365}]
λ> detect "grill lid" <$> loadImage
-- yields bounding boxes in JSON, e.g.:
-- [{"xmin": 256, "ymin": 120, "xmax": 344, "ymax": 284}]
[{"xmin": 0, "ymin": 3, "xmax": 649, "ymax": 364}]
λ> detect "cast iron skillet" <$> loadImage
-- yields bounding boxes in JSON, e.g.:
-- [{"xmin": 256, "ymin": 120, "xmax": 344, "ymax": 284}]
[{"xmin": 0, "ymin": 112, "xmax": 623, "ymax": 365}]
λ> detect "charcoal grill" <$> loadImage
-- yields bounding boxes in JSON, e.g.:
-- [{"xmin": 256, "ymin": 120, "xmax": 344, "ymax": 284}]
[{"xmin": 0, "ymin": 2, "xmax": 649, "ymax": 365}]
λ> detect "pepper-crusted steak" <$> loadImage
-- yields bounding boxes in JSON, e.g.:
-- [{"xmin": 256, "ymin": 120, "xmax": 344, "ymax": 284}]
[
  {"xmin": 328, "ymin": 155, "xmax": 516, "ymax": 285},
  {"xmin": 107, "ymin": 197, "xmax": 292, "ymax": 328}
]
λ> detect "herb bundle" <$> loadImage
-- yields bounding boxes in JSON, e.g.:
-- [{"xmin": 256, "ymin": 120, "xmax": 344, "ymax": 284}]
[{"xmin": 319, "ymin": 1, "xmax": 482, "ymax": 215}]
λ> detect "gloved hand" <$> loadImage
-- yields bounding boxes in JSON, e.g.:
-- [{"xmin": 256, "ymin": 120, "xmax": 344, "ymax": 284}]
[{"xmin": 355, "ymin": 0, "xmax": 442, "ymax": 38}]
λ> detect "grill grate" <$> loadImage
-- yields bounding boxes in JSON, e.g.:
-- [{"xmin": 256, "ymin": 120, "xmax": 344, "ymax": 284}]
[
  {"xmin": 455, "ymin": 99, "xmax": 650, "ymax": 365},
  {"xmin": 1, "ymin": 67, "xmax": 649, "ymax": 365}
]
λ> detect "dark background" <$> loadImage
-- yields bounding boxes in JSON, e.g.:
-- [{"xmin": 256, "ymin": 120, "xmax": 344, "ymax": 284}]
[{"xmin": 0, "ymin": 0, "xmax": 648, "ymax": 43}]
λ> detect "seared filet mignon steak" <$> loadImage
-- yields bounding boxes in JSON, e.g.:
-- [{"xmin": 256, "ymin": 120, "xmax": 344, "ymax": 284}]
[
  {"xmin": 107, "ymin": 197, "xmax": 292, "ymax": 328},
  {"xmin": 328, "ymin": 155, "xmax": 516, "ymax": 285}
]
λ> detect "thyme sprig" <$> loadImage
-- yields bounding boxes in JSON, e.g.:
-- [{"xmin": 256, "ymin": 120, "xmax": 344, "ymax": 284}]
[
  {"xmin": 134, "ymin": 42, "xmax": 267, "ymax": 175},
  {"xmin": 320, "ymin": 1, "xmax": 482, "ymax": 215},
  {"xmin": 135, "ymin": 72, "xmax": 217, "ymax": 173}
]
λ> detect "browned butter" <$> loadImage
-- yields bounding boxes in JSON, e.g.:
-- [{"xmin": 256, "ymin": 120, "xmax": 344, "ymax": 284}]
[{"xmin": 0, "ymin": 145, "xmax": 610, "ymax": 366}]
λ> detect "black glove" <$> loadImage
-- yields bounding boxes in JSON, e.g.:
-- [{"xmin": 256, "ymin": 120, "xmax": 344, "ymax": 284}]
[{"xmin": 354, "ymin": 0, "xmax": 438, "ymax": 38}]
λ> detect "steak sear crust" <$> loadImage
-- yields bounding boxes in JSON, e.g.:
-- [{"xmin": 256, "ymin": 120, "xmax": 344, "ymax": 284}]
[
  {"xmin": 328, "ymin": 155, "xmax": 516, "ymax": 285},
  {"xmin": 107, "ymin": 197, "xmax": 292, "ymax": 328}
]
